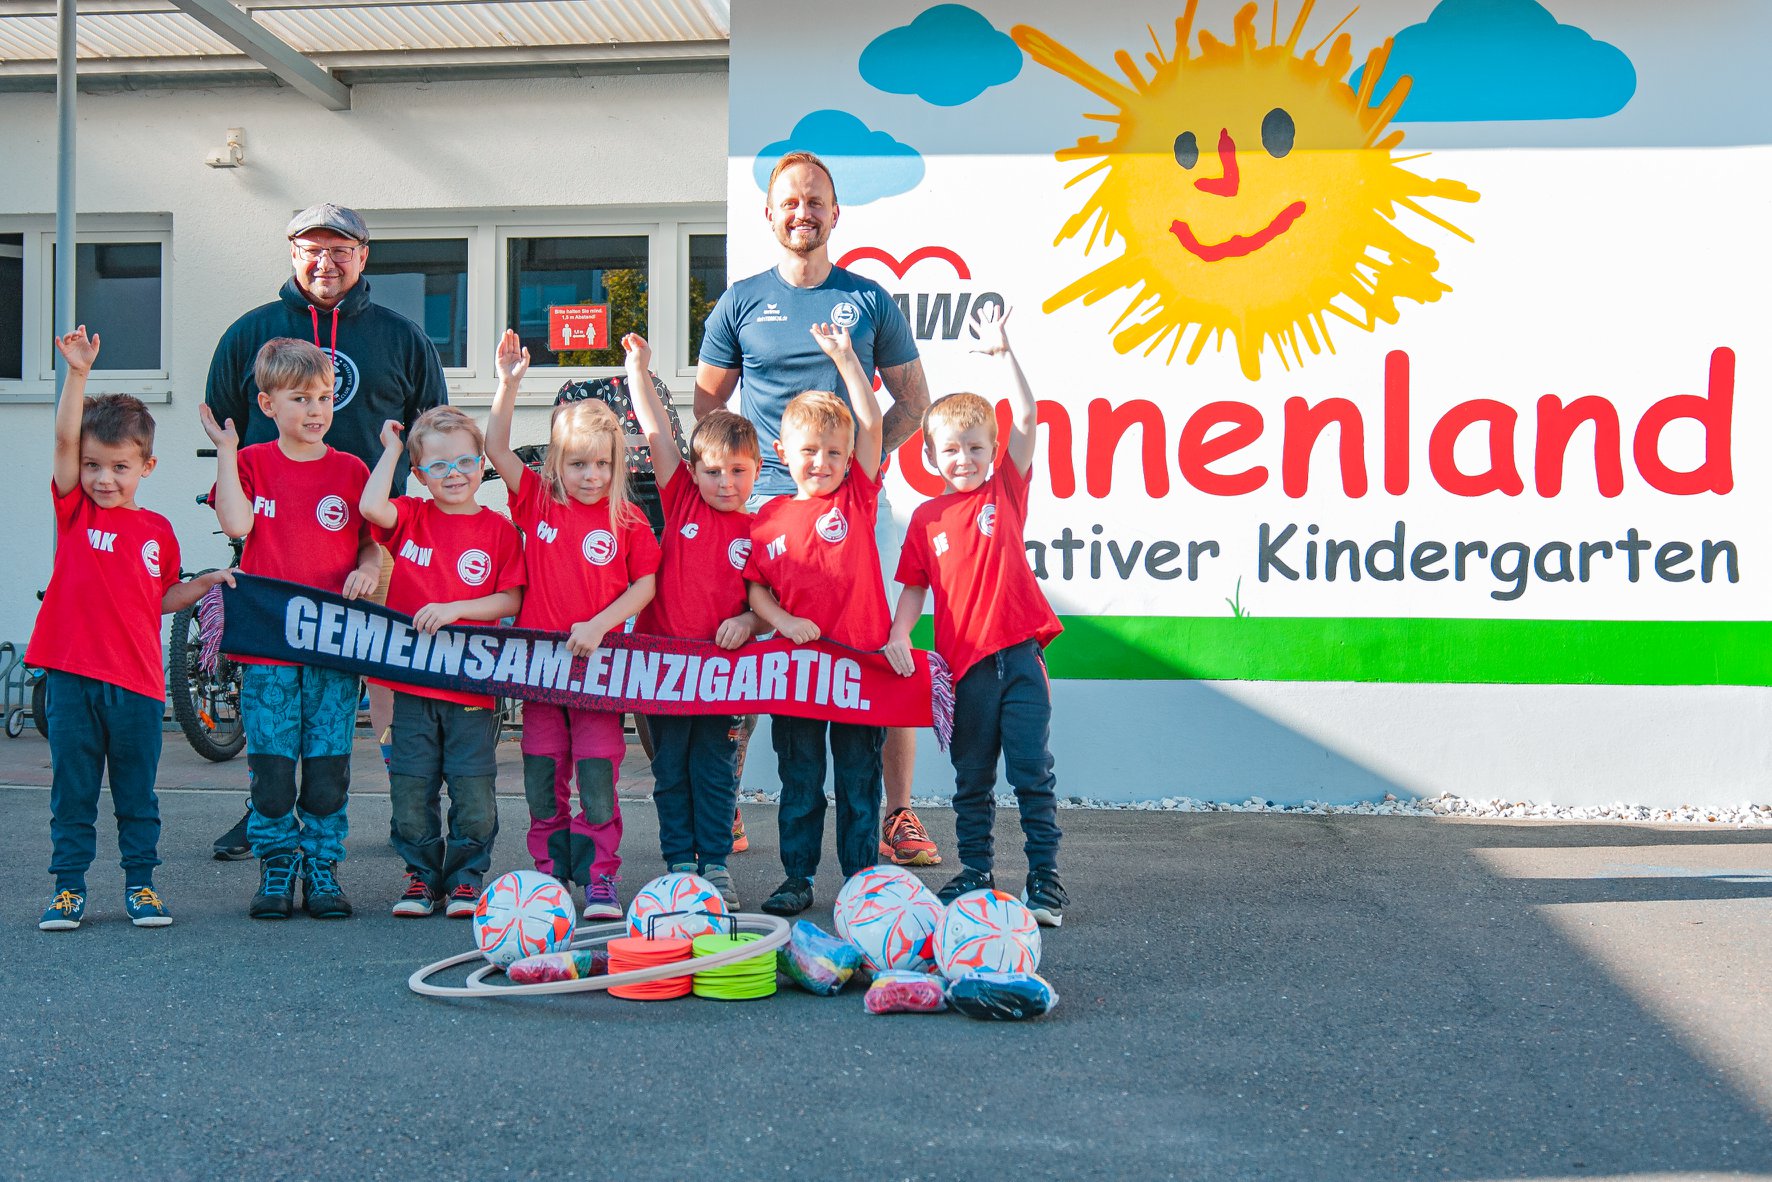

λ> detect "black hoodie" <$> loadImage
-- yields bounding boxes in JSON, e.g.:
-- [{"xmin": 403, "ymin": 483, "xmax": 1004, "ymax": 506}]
[{"xmin": 205, "ymin": 276, "xmax": 448, "ymax": 485}]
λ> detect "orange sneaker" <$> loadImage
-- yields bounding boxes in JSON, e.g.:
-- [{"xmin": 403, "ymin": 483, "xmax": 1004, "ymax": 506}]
[
  {"xmin": 731, "ymin": 807, "xmax": 750, "ymax": 854},
  {"xmin": 879, "ymin": 807, "xmax": 942, "ymax": 866}
]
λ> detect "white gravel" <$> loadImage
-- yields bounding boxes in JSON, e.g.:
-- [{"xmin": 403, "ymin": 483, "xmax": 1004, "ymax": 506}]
[{"xmin": 738, "ymin": 789, "xmax": 1772, "ymax": 827}]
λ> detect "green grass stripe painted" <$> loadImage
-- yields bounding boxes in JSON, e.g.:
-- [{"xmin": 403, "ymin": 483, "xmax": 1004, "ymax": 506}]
[{"xmin": 906, "ymin": 618, "xmax": 1772, "ymax": 685}]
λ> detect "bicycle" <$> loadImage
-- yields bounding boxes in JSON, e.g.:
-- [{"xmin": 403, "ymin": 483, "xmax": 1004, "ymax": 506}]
[
  {"xmin": 169, "ymin": 465, "xmax": 247, "ymax": 761},
  {"xmin": 0, "ymin": 641, "xmax": 47, "ymax": 739}
]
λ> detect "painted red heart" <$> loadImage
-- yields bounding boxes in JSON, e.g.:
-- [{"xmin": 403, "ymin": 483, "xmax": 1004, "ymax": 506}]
[{"xmin": 836, "ymin": 246, "xmax": 971, "ymax": 281}]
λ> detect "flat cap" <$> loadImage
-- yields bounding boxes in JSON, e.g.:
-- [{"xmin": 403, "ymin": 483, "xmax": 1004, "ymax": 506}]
[{"xmin": 286, "ymin": 202, "xmax": 369, "ymax": 242}]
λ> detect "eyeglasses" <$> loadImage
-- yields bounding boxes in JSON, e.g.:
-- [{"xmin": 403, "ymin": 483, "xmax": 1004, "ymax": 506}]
[
  {"xmin": 417, "ymin": 454, "xmax": 485, "ymax": 479},
  {"xmin": 292, "ymin": 242, "xmax": 363, "ymax": 263}
]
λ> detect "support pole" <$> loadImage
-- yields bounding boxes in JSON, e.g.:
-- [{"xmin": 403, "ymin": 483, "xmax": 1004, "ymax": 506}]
[{"xmin": 53, "ymin": 0, "xmax": 76, "ymax": 389}]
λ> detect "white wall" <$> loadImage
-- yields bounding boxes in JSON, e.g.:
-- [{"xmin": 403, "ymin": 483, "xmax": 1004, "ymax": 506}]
[{"xmin": 0, "ymin": 71, "xmax": 728, "ymax": 646}]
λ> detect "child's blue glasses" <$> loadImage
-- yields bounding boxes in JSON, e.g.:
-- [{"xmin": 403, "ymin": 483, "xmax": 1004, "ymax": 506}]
[{"xmin": 417, "ymin": 454, "xmax": 485, "ymax": 479}]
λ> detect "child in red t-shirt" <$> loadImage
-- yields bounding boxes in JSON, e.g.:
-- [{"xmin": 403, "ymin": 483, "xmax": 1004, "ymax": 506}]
[
  {"xmin": 623, "ymin": 332, "xmax": 761, "ymax": 908},
  {"xmin": 886, "ymin": 304, "xmax": 1069, "ymax": 925},
  {"xmin": 362, "ymin": 406, "xmax": 525, "ymax": 918},
  {"xmin": 742, "ymin": 323, "xmax": 889, "ymax": 917},
  {"xmin": 488, "ymin": 330, "xmax": 660, "ymax": 921},
  {"xmin": 31, "ymin": 327, "xmax": 233, "ymax": 931},
  {"xmin": 200, "ymin": 338, "xmax": 380, "ymax": 921}
]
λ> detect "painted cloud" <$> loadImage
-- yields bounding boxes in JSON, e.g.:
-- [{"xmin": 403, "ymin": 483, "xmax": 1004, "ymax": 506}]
[
  {"xmin": 860, "ymin": 4, "xmax": 1022, "ymax": 107},
  {"xmin": 752, "ymin": 110, "xmax": 926, "ymax": 206}
]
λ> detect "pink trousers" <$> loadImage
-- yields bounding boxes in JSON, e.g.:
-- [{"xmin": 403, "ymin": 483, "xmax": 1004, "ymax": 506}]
[{"xmin": 520, "ymin": 704, "xmax": 624, "ymax": 884}]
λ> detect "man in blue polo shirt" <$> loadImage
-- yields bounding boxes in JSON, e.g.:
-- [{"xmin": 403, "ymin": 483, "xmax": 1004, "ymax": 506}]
[{"xmin": 696, "ymin": 150, "xmax": 942, "ymax": 869}]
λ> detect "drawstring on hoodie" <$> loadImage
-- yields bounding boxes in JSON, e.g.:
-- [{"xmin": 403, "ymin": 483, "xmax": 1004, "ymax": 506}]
[{"xmin": 307, "ymin": 303, "xmax": 339, "ymax": 362}]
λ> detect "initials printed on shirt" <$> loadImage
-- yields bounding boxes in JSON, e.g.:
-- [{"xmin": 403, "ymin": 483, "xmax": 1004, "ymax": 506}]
[
  {"xmin": 766, "ymin": 534, "xmax": 788, "ymax": 560},
  {"xmin": 400, "ymin": 540, "xmax": 433, "ymax": 567},
  {"xmin": 254, "ymin": 495, "xmax": 277, "ymax": 518},
  {"xmin": 535, "ymin": 520, "xmax": 559, "ymax": 543},
  {"xmin": 86, "ymin": 528, "xmax": 117, "ymax": 553},
  {"xmin": 932, "ymin": 531, "xmax": 950, "ymax": 558}
]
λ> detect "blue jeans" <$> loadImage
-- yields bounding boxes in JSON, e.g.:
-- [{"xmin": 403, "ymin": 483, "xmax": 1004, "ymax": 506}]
[
  {"xmin": 241, "ymin": 663, "xmax": 359, "ymax": 862},
  {"xmin": 772, "ymin": 715, "xmax": 883, "ymax": 881},
  {"xmin": 948, "ymin": 640, "xmax": 1062, "ymax": 873},
  {"xmin": 387, "ymin": 692, "xmax": 500, "ymax": 893},
  {"xmin": 44, "ymin": 670, "xmax": 163, "ymax": 890},
  {"xmin": 648, "ymin": 712, "xmax": 739, "ymax": 869}
]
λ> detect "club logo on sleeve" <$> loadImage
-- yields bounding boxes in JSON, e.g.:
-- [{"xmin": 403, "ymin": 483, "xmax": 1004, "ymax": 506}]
[
  {"xmin": 728, "ymin": 538, "xmax": 753, "ymax": 570},
  {"xmin": 815, "ymin": 505, "xmax": 848, "ymax": 544},
  {"xmin": 829, "ymin": 301, "xmax": 860, "ymax": 329},
  {"xmin": 680, "ymin": 523, "xmax": 700, "ymax": 540},
  {"xmin": 140, "ymin": 539, "xmax": 162, "ymax": 578},
  {"xmin": 582, "ymin": 530, "xmax": 618, "ymax": 566},
  {"xmin": 976, "ymin": 503, "xmax": 998, "ymax": 538},
  {"xmin": 316, "ymin": 495, "xmax": 350, "ymax": 532},
  {"xmin": 456, "ymin": 548, "xmax": 491, "ymax": 586}
]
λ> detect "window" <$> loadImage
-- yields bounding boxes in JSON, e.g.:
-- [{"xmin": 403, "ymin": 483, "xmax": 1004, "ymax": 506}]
[
  {"xmin": 51, "ymin": 241, "xmax": 164, "ymax": 370},
  {"xmin": 687, "ymin": 233, "xmax": 726, "ymax": 366},
  {"xmin": 506, "ymin": 234, "xmax": 648, "ymax": 368},
  {"xmin": 363, "ymin": 237, "xmax": 469, "ymax": 368},
  {"xmin": 0, "ymin": 234, "xmax": 20, "ymax": 381}
]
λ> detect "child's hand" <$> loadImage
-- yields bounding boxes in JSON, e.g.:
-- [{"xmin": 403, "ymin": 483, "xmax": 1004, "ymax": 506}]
[
  {"xmin": 567, "ymin": 620, "xmax": 610, "ymax": 657},
  {"xmin": 967, "ymin": 301, "xmax": 1013, "ymax": 356},
  {"xmin": 341, "ymin": 568, "xmax": 378, "ymax": 600},
  {"xmin": 495, "ymin": 329, "xmax": 531, "ymax": 383},
  {"xmin": 379, "ymin": 420, "xmax": 404, "ymax": 451},
  {"xmin": 412, "ymin": 601, "xmax": 463, "ymax": 635},
  {"xmin": 809, "ymin": 322, "xmax": 855, "ymax": 361},
  {"xmin": 54, "ymin": 326, "xmax": 100, "ymax": 375},
  {"xmin": 622, "ymin": 332, "xmax": 653, "ymax": 376},
  {"xmin": 198, "ymin": 404, "xmax": 239, "ymax": 449},
  {"xmin": 202, "ymin": 569, "xmax": 237, "ymax": 591},
  {"xmin": 778, "ymin": 615, "xmax": 820, "ymax": 645},
  {"xmin": 714, "ymin": 613, "xmax": 755, "ymax": 651},
  {"xmin": 883, "ymin": 634, "xmax": 917, "ymax": 677}
]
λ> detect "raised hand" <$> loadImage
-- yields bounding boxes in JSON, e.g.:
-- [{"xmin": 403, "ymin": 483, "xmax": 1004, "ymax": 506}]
[
  {"xmin": 495, "ymin": 329, "xmax": 531, "ymax": 383},
  {"xmin": 54, "ymin": 325, "xmax": 100, "ymax": 374},
  {"xmin": 379, "ymin": 420, "xmax": 404, "ymax": 451},
  {"xmin": 622, "ymin": 332, "xmax": 653, "ymax": 376},
  {"xmin": 967, "ymin": 301, "xmax": 1013, "ymax": 356},
  {"xmin": 198, "ymin": 403, "xmax": 239, "ymax": 448},
  {"xmin": 809, "ymin": 321, "xmax": 855, "ymax": 361}
]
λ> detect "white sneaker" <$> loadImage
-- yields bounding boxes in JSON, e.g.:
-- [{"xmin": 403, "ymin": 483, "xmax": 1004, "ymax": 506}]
[{"xmin": 391, "ymin": 873, "xmax": 437, "ymax": 917}]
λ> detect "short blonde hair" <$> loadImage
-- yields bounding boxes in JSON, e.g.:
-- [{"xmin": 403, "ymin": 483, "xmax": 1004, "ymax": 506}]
[
  {"xmin": 407, "ymin": 406, "xmax": 485, "ymax": 464},
  {"xmin": 780, "ymin": 390, "xmax": 853, "ymax": 441},
  {"xmin": 545, "ymin": 399, "xmax": 640, "ymax": 527},
  {"xmin": 254, "ymin": 338, "xmax": 333, "ymax": 398},
  {"xmin": 691, "ymin": 410, "xmax": 761, "ymax": 467},
  {"xmin": 768, "ymin": 151, "xmax": 838, "ymax": 205},
  {"xmin": 922, "ymin": 392, "xmax": 996, "ymax": 453}
]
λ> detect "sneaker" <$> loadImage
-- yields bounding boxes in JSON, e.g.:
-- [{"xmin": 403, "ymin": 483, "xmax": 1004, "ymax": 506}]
[
  {"xmin": 583, "ymin": 874, "xmax": 621, "ymax": 921},
  {"xmin": 39, "ymin": 889, "xmax": 85, "ymax": 931},
  {"xmin": 125, "ymin": 885, "xmax": 172, "ymax": 927},
  {"xmin": 880, "ymin": 807, "xmax": 942, "ymax": 867},
  {"xmin": 1023, "ymin": 867, "xmax": 1069, "ymax": 928},
  {"xmin": 249, "ymin": 851, "xmax": 300, "ymax": 920},
  {"xmin": 760, "ymin": 876, "xmax": 814, "ymax": 917},
  {"xmin": 212, "ymin": 810, "xmax": 253, "ymax": 861},
  {"xmin": 391, "ymin": 872, "xmax": 438, "ymax": 917},
  {"xmin": 701, "ymin": 863, "xmax": 740, "ymax": 910},
  {"xmin": 731, "ymin": 808, "xmax": 750, "ymax": 854},
  {"xmin": 937, "ymin": 864, "xmax": 996, "ymax": 905},
  {"xmin": 301, "ymin": 858, "xmax": 353, "ymax": 919},
  {"xmin": 444, "ymin": 883, "xmax": 480, "ymax": 919}
]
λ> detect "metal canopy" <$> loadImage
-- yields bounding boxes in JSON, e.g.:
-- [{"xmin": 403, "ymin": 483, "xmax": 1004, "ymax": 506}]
[{"xmin": 0, "ymin": 0, "xmax": 730, "ymax": 100}]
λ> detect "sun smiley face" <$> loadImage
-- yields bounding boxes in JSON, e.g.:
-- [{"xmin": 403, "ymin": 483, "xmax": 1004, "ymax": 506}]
[{"xmin": 1013, "ymin": 1, "xmax": 1481, "ymax": 380}]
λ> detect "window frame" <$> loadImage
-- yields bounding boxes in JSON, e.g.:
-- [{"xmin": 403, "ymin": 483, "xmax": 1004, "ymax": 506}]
[
  {"xmin": 357, "ymin": 224, "xmax": 477, "ymax": 382},
  {"xmin": 678, "ymin": 221, "xmax": 727, "ymax": 381}
]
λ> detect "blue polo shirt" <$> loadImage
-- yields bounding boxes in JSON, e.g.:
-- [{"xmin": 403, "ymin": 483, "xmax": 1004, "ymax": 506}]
[{"xmin": 699, "ymin": 264, "xmax": 919, "ymax": 495}]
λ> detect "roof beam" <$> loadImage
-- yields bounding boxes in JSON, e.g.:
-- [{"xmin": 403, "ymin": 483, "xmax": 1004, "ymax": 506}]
[{"xmin": 165, "ymin": 0, "xmax": 350, "ymax": 109}]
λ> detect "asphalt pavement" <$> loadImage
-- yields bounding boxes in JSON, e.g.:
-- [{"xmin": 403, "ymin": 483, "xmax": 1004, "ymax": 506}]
[{"xmin": 2, "ymin": 731, "xmax": 1771, "ymax": 1181}]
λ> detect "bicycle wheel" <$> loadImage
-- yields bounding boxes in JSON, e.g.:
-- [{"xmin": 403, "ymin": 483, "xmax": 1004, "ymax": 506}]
[{"xmin": 167, "ymin": 591, "xmax": 246, "ymax": 761}]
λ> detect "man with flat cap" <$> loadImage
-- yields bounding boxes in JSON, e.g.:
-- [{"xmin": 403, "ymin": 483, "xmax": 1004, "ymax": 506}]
[{"xmin": 204, "ymin": 202, "xmax": 448, "ymax": 860}]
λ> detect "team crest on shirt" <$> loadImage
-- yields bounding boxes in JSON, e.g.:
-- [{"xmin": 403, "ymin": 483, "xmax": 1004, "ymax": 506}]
[
  {"xmin": 681, "ymin": 523, "xmax": 700, "ymax": 540},
  {"xmin": 728, "ymin": 538, "xmax": 752, "ymax": 570},
  {"xmin": 140, "ymin": 539, "xmax": 162, "ymax": 578},
  {"xmin": 316, "ymin": 495, "xmax": 350, "ymax": 531},
  {"xmin": 815, "ymin": 505, "xmax": 848, "ymax": 544},
  {"xmin": 829, "ymin": 301, "xmax": 860, "ymax": 329},
  {"xmin": 329, "ymin": 349, "xmax": 361, "ymax": 412},
  {"xmin": 582, "ymin": 530, "xmax": 617, "ymax": 566},
  {"xmin": 976, "ymin": 503, "xmax": 997, "ymax": 539},
  {"xmin": 457, "ymin": 548, "xmax": 491, "ymax": 586}
]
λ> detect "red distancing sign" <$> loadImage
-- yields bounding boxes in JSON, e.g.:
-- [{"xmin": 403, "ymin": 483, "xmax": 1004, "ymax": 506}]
[{"xmin": 549, "ymin": 305, "xmax": 608, "ymax": 351}]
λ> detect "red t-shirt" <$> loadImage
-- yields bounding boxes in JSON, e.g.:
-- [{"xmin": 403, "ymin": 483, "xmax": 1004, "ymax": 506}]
[
  {"xmin": 895, "ymin": 461, "xmax": 1062, "ymax": 681},
  {"xmin": 227, "ymin": 443, "xmax": 373, "ymax": 667},
  {"xmin": 636, "ymin": 465, "xmax": 752, "ymax": 642},
  {"xmin": 743, "ymin": 466, "xmax": 889, "ymax": 651},
  {"xmin": 28, "ymin": 479, "xmax": 181, "ymax": 702},
  {"xmin": 506, "ymin": 466, "xmax": 661, "ymax": 634},
  {"xmin": 370, "ymin": 495, "xmax": 526, "ymax": 707}
]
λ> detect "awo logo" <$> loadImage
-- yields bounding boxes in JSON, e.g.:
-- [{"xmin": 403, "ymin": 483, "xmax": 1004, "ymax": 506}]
[{"xmin": 837, "ymin": 247, "xmax": 1002, "ymax": 343}]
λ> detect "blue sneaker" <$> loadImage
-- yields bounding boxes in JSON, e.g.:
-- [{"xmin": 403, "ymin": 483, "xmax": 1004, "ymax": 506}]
[
  {"xmin": 39, "ymin": 889, "xmax": 85, "ymax": 931},
  {"xmin": 125, "ymin": 885, "xmax": 172, "ymax": 927}
]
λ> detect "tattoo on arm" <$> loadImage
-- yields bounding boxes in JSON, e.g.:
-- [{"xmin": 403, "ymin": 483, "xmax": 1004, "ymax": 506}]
[{"xmin": 879, "ymin": 360, "xmax": 931, "ymax": 453}]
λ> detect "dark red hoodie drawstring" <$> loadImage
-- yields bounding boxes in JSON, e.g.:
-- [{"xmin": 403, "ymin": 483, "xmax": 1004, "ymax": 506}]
[{"xmin": 307, "ymin": 304, "xmax": 339, "ymax": 362}]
